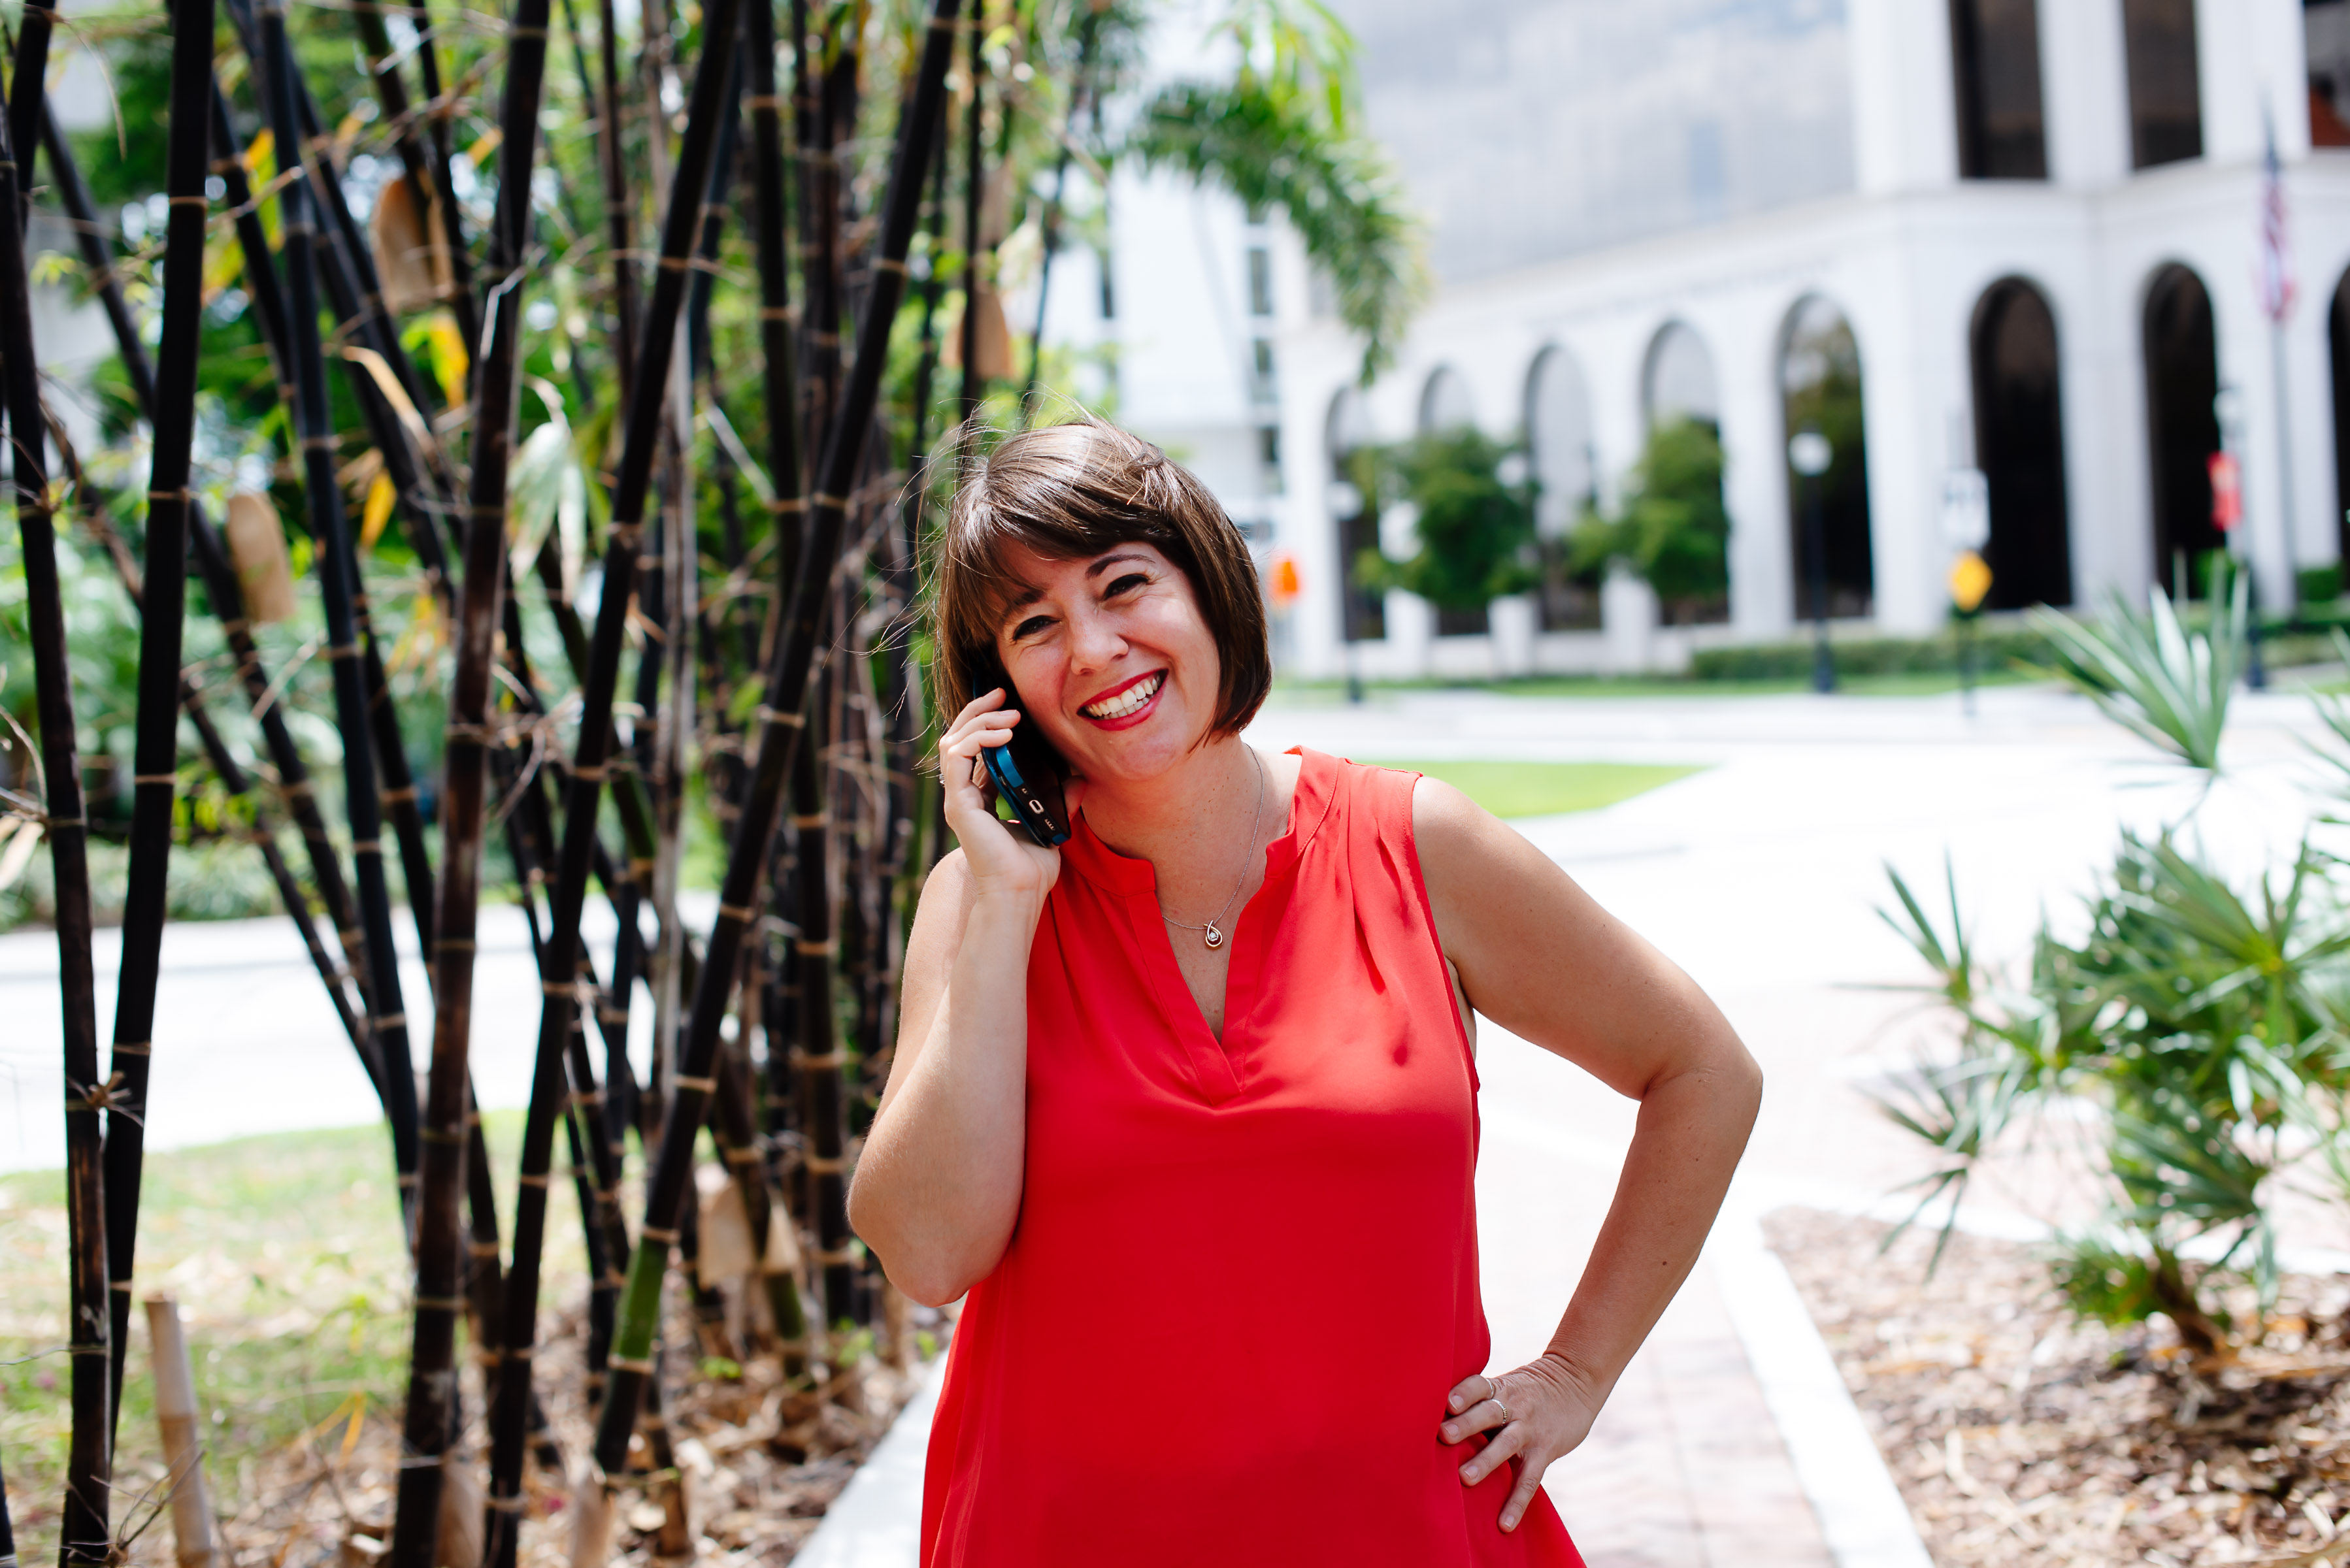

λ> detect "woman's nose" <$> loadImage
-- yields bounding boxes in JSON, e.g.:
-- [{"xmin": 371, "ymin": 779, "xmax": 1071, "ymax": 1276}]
[{"xmin": 1066, "ymin": 606, "xmax": 1127, "ymax": 672}]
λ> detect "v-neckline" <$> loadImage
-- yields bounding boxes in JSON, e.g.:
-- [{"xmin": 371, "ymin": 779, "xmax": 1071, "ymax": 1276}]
[{"xmin": 1064, "ymin": 749, "xmax": 1334, "ymax": 1081}]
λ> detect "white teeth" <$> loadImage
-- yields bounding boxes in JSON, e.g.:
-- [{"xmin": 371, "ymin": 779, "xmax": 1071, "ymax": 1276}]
[{"xmin": 1082, "ymin": 672, "xmax": 1163, "ymax": 720}]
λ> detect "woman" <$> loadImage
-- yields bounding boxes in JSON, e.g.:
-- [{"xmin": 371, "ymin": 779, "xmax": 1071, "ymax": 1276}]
[{"xmin": 850, "ymin": 419, "xmax": 1761, "ymax": 1567}]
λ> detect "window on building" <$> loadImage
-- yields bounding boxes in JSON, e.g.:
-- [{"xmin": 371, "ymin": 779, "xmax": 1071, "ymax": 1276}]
[
  {"xmin": 2308, "ymin": 1, "xmax": 2350, "ymax": 147},
  {"xmin": 1097, "ymin": 247, "xmax": 1116, "ymax": 319},
  {"xmin": 1257, "ymin": 424, "xmax": 1283, "ymax": 495},
  {"xmin": 1251, "ymin": 338, "xmax": 1276, "ymax": 404},
  {"xmin": 2122, "ymin": 0, "xmax": 2203, "ymax": 169},
  {"xmin": 1949, "ymin": 0, "xmax": 2048, "ymax": 179},
  {"xmin": 1248, "ymin": 248, "xmax": 1273, "ymax": 316}
]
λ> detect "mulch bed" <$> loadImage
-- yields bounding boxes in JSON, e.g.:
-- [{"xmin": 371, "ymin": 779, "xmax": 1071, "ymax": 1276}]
[
  {"xmin": 118, "ymin": 1296, "xmax": 945, "ymax": 1568},
  {"xmin": 1764, "ymin": 1207, "xmax": 2350, "ymax": 1567}
]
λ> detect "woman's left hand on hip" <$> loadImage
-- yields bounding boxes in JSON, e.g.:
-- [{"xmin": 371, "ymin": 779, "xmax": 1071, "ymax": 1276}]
[{"xmin": 1439, "ymin": 1354, "xmax": 1603, "ymax": 1533}]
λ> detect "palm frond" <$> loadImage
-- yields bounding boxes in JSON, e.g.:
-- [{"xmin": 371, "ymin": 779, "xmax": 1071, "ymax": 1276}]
[{"xmin": 2027, "ymin": 575, "xmax": 2245, "ymax": 774}]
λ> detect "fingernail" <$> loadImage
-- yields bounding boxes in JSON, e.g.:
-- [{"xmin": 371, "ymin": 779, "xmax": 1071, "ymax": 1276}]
[
  {"xmin": 1441, "ymin": 1426, "xmax": 1456, "ymax": 1441},
  {"xmin": 1449, "ymin": 1396, "xmax": 1465, "ymax": 1411}
]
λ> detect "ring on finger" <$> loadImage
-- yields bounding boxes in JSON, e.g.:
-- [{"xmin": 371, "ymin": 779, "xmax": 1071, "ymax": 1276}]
[{"xmin": 1488, "ymin": 1382, "xmax": 1512, "ymax": 1425}]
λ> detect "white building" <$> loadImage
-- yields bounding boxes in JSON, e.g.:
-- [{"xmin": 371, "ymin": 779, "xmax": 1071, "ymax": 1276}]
[{"xmin": 1097, "ymin": 0, "xmax": 2350, "ymax": 679}]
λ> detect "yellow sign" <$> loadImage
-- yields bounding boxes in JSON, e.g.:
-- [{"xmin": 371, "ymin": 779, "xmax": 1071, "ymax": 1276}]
[{"xmin": 1948, "ymin": 549, "xmax": 1993, "ymax": 613}]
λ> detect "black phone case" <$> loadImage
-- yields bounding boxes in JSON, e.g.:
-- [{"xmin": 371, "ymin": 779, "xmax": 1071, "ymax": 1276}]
[{"xmin": 983, "ymin": 734, "xmax": 1071, "ymax": 847}]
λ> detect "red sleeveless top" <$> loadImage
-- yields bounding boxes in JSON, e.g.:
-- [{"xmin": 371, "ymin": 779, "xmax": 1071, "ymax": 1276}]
[{"xmin": 919, "ymin": 749, "xmax": 1584, "ymax": 1567}]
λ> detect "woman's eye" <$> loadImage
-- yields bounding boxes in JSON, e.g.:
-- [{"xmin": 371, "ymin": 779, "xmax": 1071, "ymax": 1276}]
[
  {"xmin": 1010, "ymin": 615, "xmax": 1053, "ymax": 641},
  {"xmin": 1103, "ymin": 573, "xmax": 1149, "ymax": 598}
]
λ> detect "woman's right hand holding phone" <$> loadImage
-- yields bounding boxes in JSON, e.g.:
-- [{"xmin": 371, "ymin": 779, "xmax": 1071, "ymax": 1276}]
[{"xmin": 938, "ymin": 688, "xmax": 1073, "ymax": 905}]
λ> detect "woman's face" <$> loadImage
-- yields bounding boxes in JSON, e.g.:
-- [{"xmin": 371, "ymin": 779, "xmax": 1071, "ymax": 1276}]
[{"xmin": 988, "ymin": 540, "xmax": 1222, "ymax": 785}]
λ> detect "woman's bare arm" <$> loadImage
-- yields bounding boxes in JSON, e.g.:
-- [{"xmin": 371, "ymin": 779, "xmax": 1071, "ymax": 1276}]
[
  {"xmin": 1414, "ymin": 776, "xmax": 1762, "ymax": 1531},
  {"xmin": 847, "ymin": 694, "xmax": 1064, "ymax": 1307}
]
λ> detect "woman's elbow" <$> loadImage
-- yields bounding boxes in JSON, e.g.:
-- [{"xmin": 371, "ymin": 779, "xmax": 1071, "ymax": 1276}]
[{"xmin": 849, "ymin": 1187, "xmax": 992, "ymax": 1308}]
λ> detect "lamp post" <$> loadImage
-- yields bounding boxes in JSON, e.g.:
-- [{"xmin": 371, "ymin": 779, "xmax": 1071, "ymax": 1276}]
[{"xmin": 1790, "ymin": 426, "xmax": 1834, "ymax": 694}]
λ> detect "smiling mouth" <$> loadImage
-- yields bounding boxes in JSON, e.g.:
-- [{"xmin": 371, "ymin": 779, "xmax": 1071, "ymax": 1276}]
[{"xmin": 1079, "ymin": 671, "xmax": 1165, "ymax": 721}]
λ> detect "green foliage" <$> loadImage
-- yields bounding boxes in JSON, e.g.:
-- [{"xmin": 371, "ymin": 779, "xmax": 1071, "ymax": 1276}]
[
  {"xmin": 2028, "ymin": 574, "xmax": 2245, "ymax": 775},
  {"xmin": 1876, "ymin": 833, "xmax": 2350, "ymax": 1356},
  {"xmin": 1354, "ymin": 427, "xmax": 1534, "ymax": 612},
  {"xmin": 1874, "ymin": 589, "xmax": 2350, "ymax": 1355},
  {"xmin": 1687, "ymin": 626, "xmax": 2059, "ymax": 681},
  {"xmin": 1129, "ymin": 78, "xmax": 1425, "ymax": 384},
  {"xmin": 1569, "ymin": 418, "xmax": 1729, "ymax": 606},
  {"xmin": 2299, "ymin": 563, "xmax": 2344, "ymax": 606}
]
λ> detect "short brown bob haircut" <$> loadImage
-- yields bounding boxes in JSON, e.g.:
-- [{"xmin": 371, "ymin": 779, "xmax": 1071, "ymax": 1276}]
[{"xmin": 932, "ymin": 417, "xmax": 1272, "ymax": 741}]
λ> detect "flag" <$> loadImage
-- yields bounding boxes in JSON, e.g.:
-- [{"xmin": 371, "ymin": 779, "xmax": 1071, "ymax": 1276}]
[{"xmin": 2259, "ymin": 110, "xmax": 2297, "ymax": 324}]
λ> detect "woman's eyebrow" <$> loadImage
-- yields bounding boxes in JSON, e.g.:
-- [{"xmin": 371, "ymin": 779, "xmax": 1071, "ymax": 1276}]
[{"xmin": 1085, "ymin": 551, "xmax": 1152, "ymax": 580}]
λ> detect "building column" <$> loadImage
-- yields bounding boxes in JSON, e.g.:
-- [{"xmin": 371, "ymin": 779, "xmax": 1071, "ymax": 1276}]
[
  {"xmin": 1846, "ymin": 0, "xmax": 1959, "ymax": 195},
  {"xmin": 1710, "ymin": 303, "xmax": 1793, "ymax": 640},
  {"xmin": 2040, "ymin": 0, "xmax": 2131, "ymax": 188}
]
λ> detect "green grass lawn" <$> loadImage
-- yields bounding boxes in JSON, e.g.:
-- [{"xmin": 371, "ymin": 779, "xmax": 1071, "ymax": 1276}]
[
  {"xmin": 0, "ymin": 1115, "xmax": 585, "ymax": 1566},
  {"xmin": 1361, "ymin": 760, "xmax": 1702, "ymax": 819},
  {"xmin": 1274, "ymin": 667, "xmax": 2047, "ymax": 704}
]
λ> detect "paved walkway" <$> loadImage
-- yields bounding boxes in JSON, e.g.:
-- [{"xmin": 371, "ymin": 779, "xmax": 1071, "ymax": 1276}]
[{"xmin": 10, "ymin": 681, "xmax": 2348, "ymax": 1563}]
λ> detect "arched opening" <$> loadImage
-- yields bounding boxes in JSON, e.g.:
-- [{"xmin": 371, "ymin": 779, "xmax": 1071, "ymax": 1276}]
[
  {"xmin": 1419, "ymin": 365, "xmax": 1476, "ymax": 434},
  {"xmin": 1636, "ymin": 321, "xmax": 1730, "ymax": 624},
  {"xmin": 1643, "ymin": 322, "xmax": 1719, "ymax": 432},
  {"xmin": 1949, "ymin": 0, "xmax": 2048, "ymax": 180},
  {"xmin": 2122, "ymin": 0, "xmax": 2203, "ymax": 169},
  {"xmin": 1779, "ymin": 297, "xmax": 1874, "ymax": 619},
  {"xmin": 2142, "ymin": 263, "xmax": 2223, "ymax": 598},
  {"xmin": 1970, "ymin": 278, "xmax": 2073, "ymax": 607},
  {"xmin": 1525, "ymin": 346, "xmax": 1600, "ymax": 630},
  {"xmin": 1327, "ymin": 388, "xmax": 1383, "ymax": 641},
  {"xmin": 1417, "ymin": 366, "xmax": 1488, "ymax": 634}
]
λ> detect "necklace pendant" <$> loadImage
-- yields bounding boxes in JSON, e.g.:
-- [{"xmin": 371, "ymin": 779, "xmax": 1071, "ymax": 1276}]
[{"xmin": 1203, "ymin": 923, "xmax": 1224, "ymax": 950}]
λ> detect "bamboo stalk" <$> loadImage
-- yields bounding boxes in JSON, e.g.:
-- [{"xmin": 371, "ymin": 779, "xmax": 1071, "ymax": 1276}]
[
  {"xmin": 101, "ymin": 0, "xmax": 217, "ymax": 1436},
  {"xmin": 48, "ymin": 97, "xmax": 391, "ymax": 1073},
  {"xmin": 0, "ymin": 87, "xmax": 109, "ymax": 1568},
  {"xmin": 254, "ymin": 0, "xmax": 423, "ymax": 1236},
  {"xmin": 790, "ymin": 723, "xmax": 852, "ymax": 1324},
  {"xmin": 493, "ymin": 0, "xmax": 757, "ymax": 1522},
  {"xmin": 187, "ymin": 512, "xmax": 381, "ymax": 1073},
  {"xmin": 220, "ymin": 0, "xmax": 461, "ymax": 498},
  {"xmin": 593, "ymin": 0, "xmax": 961, "ymax": 1472},
  {"xmin": 142, "ymin": 1297, "xmax": 218, "ymax": 1568},
  {"xmin": 403, "ymin": 0, "xmax": 477, "ymax": 357},
  {"xmin": 957, "ymin": 0, "xmax": 985, "ymax": 428},
  {"xmin": 1018, "ymin": 13, "xmax": 1099, "ymax": 423},
  {"xmin": 351, "ymin": 0, "xmax": 481, "ymax": 367},
  {"xmin": 7, "ymin": 3, "xmax": 52, "ymax": 228},
  {"xmin": 388, "ymin": 0, "xmax": 558, "ymax": 1550},
  {"xmin": 39, "ymin": 105, "xmax": 157, "ymax": 417},
  {"xmin": 594, "ymin": 0, "xmax": 641, "ymax": 402},
  {"xmin": 0, "ymin": 1437, "xmax": 16, "ymax": 1568}
]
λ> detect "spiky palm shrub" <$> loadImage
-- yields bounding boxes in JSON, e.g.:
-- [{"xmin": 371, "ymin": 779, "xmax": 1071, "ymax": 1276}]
[
  {"xmin": 2030, "ymin": 573, "xmax": 2247, "ymax": 775},
  {"xmin": 1879, "ymin": 585, "xmax": 2350, "ymax": 1361}
]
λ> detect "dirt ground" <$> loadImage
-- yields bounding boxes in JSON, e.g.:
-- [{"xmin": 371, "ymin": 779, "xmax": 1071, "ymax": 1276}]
[{"xmin": 1766, "ymin": 1207, "xmax": 2350, "ymax": 1567}]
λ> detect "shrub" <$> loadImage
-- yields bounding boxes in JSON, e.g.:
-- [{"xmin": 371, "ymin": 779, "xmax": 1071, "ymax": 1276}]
[
  {"xmin": 1569, "ymin": 417, "xmax": 1728, "ymax": 610},
  {"xmin": 1877, "ymin": 587, "xmax": 2350, "ymax": 1362},
  {"xmin": 1353, "ymin": 427, "xmax": 1535, "ymax": 612}
]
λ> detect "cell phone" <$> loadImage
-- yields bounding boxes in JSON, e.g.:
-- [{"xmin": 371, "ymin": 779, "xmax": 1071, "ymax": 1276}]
[{"xmin": 974, "ymin": 666, "xmax": 1071, "ymax": 847}]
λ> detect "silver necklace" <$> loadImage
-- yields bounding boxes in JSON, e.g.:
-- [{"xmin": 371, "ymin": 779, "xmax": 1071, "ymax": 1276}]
[{"xmin": 1160, "ymin": 747, "xmax": 1266, "ymax": 951}]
